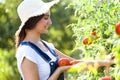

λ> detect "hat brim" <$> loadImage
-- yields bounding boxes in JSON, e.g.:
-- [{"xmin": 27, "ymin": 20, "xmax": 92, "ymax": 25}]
[{"xmin": 16, "ymin": 0, "xmax": 59, "ymax": 36}]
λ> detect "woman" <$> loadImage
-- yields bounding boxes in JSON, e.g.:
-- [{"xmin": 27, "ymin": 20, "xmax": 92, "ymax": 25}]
[{"xmin": 15, "ymin": 0, "xmax": 112, "ymax": 80}]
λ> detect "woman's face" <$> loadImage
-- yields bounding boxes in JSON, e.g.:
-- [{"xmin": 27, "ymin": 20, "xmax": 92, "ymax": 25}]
[{"xmin": 34, "ymin": 11, "xmax": 52, "ymax": 34}]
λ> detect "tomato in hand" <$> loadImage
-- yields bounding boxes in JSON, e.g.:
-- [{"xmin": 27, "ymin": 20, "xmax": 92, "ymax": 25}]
[{"xmin": 58, "ymin": 58, "xmax": 70, "ymax": 66}]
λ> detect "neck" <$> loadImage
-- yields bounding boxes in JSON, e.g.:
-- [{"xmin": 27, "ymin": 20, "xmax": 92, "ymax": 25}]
[{"xmin": 24, "ymin": 30, "xmax": 41, "ymax": 43}]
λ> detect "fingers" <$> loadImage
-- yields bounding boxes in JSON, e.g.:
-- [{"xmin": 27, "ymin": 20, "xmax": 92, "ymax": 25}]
[
  {"xmin": 58, "ymin": 66, "xmax": 71, "ymax": 72},
  {"xmin": 105, "ymin": 54, "xmax": 115, "ymax": 60}
]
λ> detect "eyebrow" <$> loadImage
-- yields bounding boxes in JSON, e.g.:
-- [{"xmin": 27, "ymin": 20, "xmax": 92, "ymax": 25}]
[{"xmin": 44, "ymin": 14, "xmax": 50, "ymax": 17}]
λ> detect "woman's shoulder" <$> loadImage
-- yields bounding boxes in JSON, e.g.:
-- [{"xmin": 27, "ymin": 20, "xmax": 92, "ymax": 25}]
[
  {"xmin": 16, "ymin": 44, "xmax": 39, "ymax": 65},
  {"xmin": 16, "ymin": 44, "xmax": 36, "ymax": 59},
  {"xmin": 17, "ymin": 44, "xmax": 32, "ymax": 53}
]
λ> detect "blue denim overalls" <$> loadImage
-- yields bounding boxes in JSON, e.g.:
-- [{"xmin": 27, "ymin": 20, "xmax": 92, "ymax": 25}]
[{"xmin": 20, "ymin": 41, "xmax": 64, "ymax": 80}]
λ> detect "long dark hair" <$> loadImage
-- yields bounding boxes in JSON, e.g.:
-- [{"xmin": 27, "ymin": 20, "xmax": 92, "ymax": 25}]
[{"xmin": 15, "ymin": 14, "xmax": 44, "ymax": 49}]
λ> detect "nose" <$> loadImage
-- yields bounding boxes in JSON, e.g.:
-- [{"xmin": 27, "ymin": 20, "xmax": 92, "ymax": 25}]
[{"xmin": 49, "ymin": 18, "xmax": 52, "ymax": 25}]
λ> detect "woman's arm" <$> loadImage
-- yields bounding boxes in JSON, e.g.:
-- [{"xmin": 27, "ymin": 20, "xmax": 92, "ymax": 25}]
[
  {"xmin": 21, "ymin": 56, "xmax": 71, "ymax": 80},
  {"xmin": 55, "ymin": 49, "xmax": 113, "ymax": 74},
  {"xmin": 74, "ymin": 60, "xmax": 113, "ymax": 72},
  {"xmin": 21, "ymin": 57, "xmax": 40, "ymax": 80},
  {"xmin": 89, "ymin": 60, "xmax": 111, "ymax": 67},
  {"xmin": 55, "ymin": 49, "xmax": 113, "ymax": 67},
  {"xmin": 48, "ymin": 60, "xmax": 112, "ymax": 80}
]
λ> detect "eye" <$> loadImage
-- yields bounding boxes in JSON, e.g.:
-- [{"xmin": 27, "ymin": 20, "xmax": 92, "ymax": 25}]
[
  {"xmin": 44, "ymin": 17, "xmax": 48, "ymax": 20},
  {"xmin": 44, "ymin": 15, "xmax": 50, "ymax": 20}
]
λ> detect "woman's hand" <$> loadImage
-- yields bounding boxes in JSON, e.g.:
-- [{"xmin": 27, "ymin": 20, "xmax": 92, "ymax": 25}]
[
  {"xmin": 57, "ymin": 66, "xmax": 71, "ymax": 73},
  {"xmin": 102, "ymin": 54, "xmax": 115, "ymax": 67},
  {"xmin": 48, "ymin": 66, "xmax": 71, "ymax": 80}
]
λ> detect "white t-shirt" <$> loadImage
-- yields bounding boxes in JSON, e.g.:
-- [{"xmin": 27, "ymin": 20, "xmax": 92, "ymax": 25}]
[{"xmin": 16, "ymin": 41, "xmax": 57, "ymax": 80}]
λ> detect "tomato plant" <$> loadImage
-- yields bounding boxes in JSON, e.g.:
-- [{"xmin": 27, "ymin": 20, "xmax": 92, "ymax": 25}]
[{"xmin": 66, "ymin": 0, "xmax": 120, "ymax": 80}]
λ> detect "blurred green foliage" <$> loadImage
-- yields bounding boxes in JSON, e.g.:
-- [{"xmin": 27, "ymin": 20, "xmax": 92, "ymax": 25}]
[
  {"xmin": 0, "ymin": 0, "xmax": 75, "ymax": 79},
  {"xmin": 0, "ymin": 49, "xmax": 19, "ymax": 80}
]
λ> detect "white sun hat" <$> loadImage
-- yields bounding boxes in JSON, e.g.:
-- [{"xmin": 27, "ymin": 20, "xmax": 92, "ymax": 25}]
[{"xmin": 16, "ymin": 0, "xmax": 59, "ymax": 36}]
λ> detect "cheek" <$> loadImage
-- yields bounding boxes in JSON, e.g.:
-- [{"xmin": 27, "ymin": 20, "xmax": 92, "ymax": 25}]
[
  {"xmin": 35, "ymin": 24, "xmax": 44, "ymax": 32},
  {"xmin": 35, "ymin": 20, "xmax": 47, "ymax": 33}
]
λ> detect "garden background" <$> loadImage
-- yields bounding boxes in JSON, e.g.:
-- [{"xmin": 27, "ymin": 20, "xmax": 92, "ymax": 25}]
[{"xmin": 0, "ymin": 0, "xmax": 120, "ymax": 80}]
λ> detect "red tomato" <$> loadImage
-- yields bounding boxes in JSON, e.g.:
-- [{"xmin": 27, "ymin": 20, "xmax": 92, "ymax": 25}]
[
  {"xmin": 91, "ymin": 30, "xmax": 100, "ymax": 40},
  {"xmin": 70, "ymin": 60, "xmax": 80, "ymax": 65},
  {"xmin": 83, "ymin": 38, "xmax": 92, "ymax": 45},
  {"xmin": 58, "ymin": 58, "xmax": 70, "ymax": 66},
  {"xmin": 92, "ymin": 31, "xmax": 96, "ymax": 36},
  {"xmin": 115, "ymin": 22, "xmax": 120, "ymax": 35},
  {"xmin": 100, "ymin": 76, "xmax": 112, "ymax": 80},
  {"xmin": 83, "ymin": 38, "xmax": 88, "ymax": 45}
]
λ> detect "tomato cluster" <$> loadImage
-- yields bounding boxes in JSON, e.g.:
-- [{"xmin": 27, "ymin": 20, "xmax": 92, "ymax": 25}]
[
  {"xmin": 83, "ymin": 22, "xmax": 120, "ymax": 45},
  {"xmin": 83, "ymin": 30, "xmax": 99, "ymax": 45}
]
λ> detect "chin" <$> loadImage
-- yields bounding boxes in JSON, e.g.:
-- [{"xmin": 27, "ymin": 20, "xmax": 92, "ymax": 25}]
[{"xmin": 42, "ymin": 30, "xmax": 48, "ymax": 34}]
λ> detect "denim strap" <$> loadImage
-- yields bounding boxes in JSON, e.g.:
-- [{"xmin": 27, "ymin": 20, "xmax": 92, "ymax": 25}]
[{"xmin": 20, "ymin": 42, "xmax": 51, "ymax": 62}]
